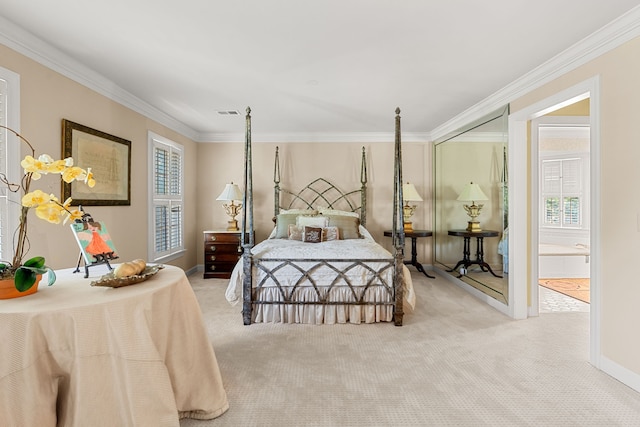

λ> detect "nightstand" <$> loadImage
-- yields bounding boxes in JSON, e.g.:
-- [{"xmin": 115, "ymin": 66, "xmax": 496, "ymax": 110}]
[
  {"xmin": 203, "ymin": 230, "xmax": 243, "ymax": 279},
  {"xmin": 384, "ymin": 229, "xmax": 435, "ymax": 278}
]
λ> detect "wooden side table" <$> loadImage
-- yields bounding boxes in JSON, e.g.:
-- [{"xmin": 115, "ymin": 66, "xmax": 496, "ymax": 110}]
[
  {"xmin": 384, "ymin": 230, "xmax": 435, "ymax": 278},
  {"xmin": 447, "ymin": 229, "xmax": 502, "ymax": 278},
  {"xmin": 203, "ymin": 231, "xmax": 242, "ymax": 279}
]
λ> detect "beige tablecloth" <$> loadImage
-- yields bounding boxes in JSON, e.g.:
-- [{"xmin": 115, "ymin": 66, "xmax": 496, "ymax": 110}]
[{"xmin": 0, "ymin": 265, "xmax": 229, "ymax": 426}]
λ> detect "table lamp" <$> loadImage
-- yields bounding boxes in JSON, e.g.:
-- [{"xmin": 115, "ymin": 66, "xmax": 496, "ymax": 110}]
[
  {"xmin": 457, "ymin": 181, "xmax": 488, "ymax": 232},
  {"xmin": 402, "ymin": 182, "xmax": 423, "ymax": 232},
  {"xmin": 216, "ymin": 182, "xmax": 243, "ymax": 231}
]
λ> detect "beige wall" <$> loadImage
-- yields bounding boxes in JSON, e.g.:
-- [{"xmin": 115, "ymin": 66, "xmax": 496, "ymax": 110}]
[
  {"xmin": 0, "ymin": 44, "xmax": 198, "ymax": 272},
  {"xmin": 1, "ymin": 43, "xmax": 433, "ymax": 277},
  {"xmin": 511, "ymin": 36, "xmax": 640, "ymax": 373},
  {"xmin": 196, "ymin": 141, "xmax": 431, "ymax": 263}
]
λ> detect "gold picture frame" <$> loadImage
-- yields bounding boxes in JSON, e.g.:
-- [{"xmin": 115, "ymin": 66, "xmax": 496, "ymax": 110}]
[{"xmin": 62, "ymin": 119, "xmax": 131, "ymax": 206}]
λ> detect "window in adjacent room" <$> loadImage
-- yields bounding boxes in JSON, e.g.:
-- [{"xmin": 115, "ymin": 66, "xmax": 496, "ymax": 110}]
[
  {"xmin": 148, "ymin": 132, "xmax": 184, "ymax": 262},
  {"xmin": 541, "ymin": 157, "xmax": 584, "ymax": 229}
]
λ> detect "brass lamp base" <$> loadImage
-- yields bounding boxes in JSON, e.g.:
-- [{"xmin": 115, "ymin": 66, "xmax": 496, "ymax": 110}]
[
  {"xmin": 222, "ymin": 201, "xmax": 242, "ymax": 232},
  {"xmin": 466, "ymin": 221, "xmax": 482, "ymax": 232},
  {"xmin": 226, "ymin": 219, "xmax": 239, "ymax": 232},
  {"xmin": 403, "ymin": 221, "xmax": 413, "ymax": 232}
]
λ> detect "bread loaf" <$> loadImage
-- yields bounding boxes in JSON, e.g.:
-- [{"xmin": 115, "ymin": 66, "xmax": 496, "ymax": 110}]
[{"xmin": 114, "ymin": 259, "xmax": 147, "ymax": 277}]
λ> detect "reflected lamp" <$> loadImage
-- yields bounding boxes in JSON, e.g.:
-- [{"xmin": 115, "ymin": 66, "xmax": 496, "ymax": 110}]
[
  {"xmin": 216, "ymin": 182, "xmax": 243, "ymax": 231},
  {"xmin": 402, "ymin": 182, "xmax": 423, "ymax": 232},
  {"xmin": 457, "ymin": 182, "xmax": 488, "ymax": 232}
]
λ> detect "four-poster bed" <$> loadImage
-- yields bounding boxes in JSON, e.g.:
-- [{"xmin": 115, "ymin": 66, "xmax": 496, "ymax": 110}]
[{"xmin": 225, "ymin": 107, "xmax": 412, "ymax": 325}]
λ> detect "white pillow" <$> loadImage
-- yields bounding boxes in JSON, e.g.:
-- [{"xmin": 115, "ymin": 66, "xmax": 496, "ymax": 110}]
[
  {"xmin": 296, "ymin": 215, "xmax": 329, "ymax": 228},
  {"xmin": 317, "ymin": 206, "xmax": 359, "ymax": 218},
  {"xmin": 280, "ymin": 208, "xmax": 317, "ymax": 215}
]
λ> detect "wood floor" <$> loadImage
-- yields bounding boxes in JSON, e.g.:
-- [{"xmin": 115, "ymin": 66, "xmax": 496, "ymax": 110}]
[{"xmin": 539, "ymin": 278, "xmax": 590, "ymax": 303}]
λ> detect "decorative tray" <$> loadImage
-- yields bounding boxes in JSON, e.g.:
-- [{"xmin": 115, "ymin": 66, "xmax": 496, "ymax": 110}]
[{"xmin": 90, "ymin": 264, "xmax": 164, "ymax": 288}]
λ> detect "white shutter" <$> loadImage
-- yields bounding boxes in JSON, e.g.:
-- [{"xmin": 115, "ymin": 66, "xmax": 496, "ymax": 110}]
[{"xmin": 148, "ymin": 133, "xmax": 184, "ymax": 262}]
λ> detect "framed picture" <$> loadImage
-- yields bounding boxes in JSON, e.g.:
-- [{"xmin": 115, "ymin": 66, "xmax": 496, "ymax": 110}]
[{"xmin": 62, "ymin": 119, "xmax": 131, "ymax": 206}]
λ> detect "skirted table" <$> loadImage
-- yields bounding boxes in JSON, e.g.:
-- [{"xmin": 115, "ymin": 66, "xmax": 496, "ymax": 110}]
[{"xmin": 0, "ymin": 265, "xmax": 229, "ymax": 426}]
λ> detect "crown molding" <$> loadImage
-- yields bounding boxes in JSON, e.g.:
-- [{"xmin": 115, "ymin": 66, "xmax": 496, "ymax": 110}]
[
  {"xmin": 197, "ymin": 131, "xmax": 429, "ymax": 144},
  {"xmin": 1, "ymin": 6, "xmax": 639, "ymax": 144},
  {"xmin": 429, "ymin": 5, "xmax": 640, "ymax": 142},
  {"xmin": 0, "ymin": 15, "xmax": 199, "ymax": 141}
]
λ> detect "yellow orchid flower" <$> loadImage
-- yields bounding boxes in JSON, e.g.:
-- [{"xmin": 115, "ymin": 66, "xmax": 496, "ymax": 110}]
[
  {"xmin": 35, "ymin": 202, "xmax": 65, "ymax": 224},
  {"xmin": 20, "ymin": 155, "xmax": 45, "ymax": 180},
  {"xmin": 85, "ymin": 168, "xmax": 96, "ymax": 188},
  {"xmin": 62, "ymin": 166, "xmax": 86, "ymax": 183},
  {"xmin": 46, "ymin": 159, "xmax": 68, "ymax": 174},
  {"xmin": 21, "ymin": 189, "xmax": 51, "ymax": 208},
  {"xmin": 63, "ymin": 207, "xmax": 84, "ymax": 225}
]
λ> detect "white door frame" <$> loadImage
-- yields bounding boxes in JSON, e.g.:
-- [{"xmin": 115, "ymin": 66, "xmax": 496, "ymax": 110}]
[{"xmin": 508, "ymin": 76, "xmax": 601, "ymax": 367}]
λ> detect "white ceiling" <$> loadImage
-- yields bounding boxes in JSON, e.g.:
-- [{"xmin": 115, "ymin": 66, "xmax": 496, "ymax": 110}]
[{"xmin": 0, "ymin": 1, "xmax": 639, "ymax": 143}]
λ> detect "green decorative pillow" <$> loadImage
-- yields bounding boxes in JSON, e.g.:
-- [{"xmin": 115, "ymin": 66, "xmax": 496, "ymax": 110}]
[
  {"xmin": 275, "ymin": 213, "xmax": 300, "ymax": 238},
  {"xmin": 325, "ymin": 215, "xmax": 361, "ymax": 239},
  {"xmin": 302, "ymin": 226, "xmax": 322, "ymax": 243}
]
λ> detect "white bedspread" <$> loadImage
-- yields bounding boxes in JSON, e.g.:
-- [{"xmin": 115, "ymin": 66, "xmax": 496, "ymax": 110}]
[{"xmin": 225, "ymin": 229, "xmax": 415, "ymax": 324}]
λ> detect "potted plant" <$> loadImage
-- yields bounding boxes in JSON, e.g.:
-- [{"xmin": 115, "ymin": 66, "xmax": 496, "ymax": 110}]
[{"xmin": 0, "ymin": 125, "xmax": 95, "ymax": 297}]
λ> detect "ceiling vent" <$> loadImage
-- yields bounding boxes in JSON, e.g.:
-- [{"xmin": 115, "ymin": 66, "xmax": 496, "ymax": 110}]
[{"xmin": 216, "ymin": 110, "xmax": 240, "ymax": 116}]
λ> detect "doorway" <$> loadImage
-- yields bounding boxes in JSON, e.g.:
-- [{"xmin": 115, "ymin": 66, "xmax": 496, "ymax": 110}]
[
  {"xmin": 534, "ymin": 113, "xmax": 591, "ymax": 314},
  {"xmin": 508, "ymin": 76, "xmax": 600, "ymax": 367}
]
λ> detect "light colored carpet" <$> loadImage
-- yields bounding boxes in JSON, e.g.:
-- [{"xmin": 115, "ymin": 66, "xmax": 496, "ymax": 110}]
[{"xmin": 181, "ymin": 271, "xmax": 640, "ymax": 427}]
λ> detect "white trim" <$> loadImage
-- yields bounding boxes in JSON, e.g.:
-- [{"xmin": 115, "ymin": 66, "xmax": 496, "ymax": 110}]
[
  {"xmin": 0, "ymin": 16, "xmax": 197, "ymax": 141},
  {"xmin": 600, "ymin": 355, "xmax": 640, "ymax": 394},
  {"xmin": 0, "ymin": 65, "xmax": 20, "ymax": 262},
  {"xmin": 431, "ymin": 7, "xmax": 640, "ymax": 142},
  {"xmin": 434, "ymin": 270, "xmax": 510, "ymax": 317},
  {"xmin": 147, "ymin": 131, "xmax": 185, "ymax": 262},
  {"xmin": 508, "ymin": 76, "xmax": 601, "ymax": 368},
  {"xmin": 198, "ymin": 131, "xmax": 430, "ymax": 144}
]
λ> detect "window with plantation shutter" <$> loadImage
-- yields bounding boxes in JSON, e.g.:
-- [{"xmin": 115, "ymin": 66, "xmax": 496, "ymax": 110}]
[
  {"xmin": 0, "ymin": 69, "xmax": 20, "ymax": 264},
  {"xmin": 148, "ymin": 132, "xmax": 184, "ymax": 262},
  {"xmin": 0, "ymin": 78, "xmax": 8, "ymax": 262},
  {"xmin": 541, "ymin": 157, "xmax": 583, "ymax": 229}
]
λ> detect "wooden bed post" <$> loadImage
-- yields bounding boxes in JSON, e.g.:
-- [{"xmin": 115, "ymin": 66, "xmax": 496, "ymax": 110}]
[
  {"xmin": 242, "ymin": 106, "xmax": 254, "ymax": 325},
  {"xmin": 393, "ymin": 107, "xmax": 405, "ymax": 326}
]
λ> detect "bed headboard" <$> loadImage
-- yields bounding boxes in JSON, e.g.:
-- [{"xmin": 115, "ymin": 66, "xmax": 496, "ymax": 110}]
[{"xmin": 273, "ymin": 146, "xmax": 368, "ymax": 227}]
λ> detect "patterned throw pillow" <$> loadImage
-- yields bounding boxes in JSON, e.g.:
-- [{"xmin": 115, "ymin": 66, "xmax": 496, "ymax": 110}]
[
  {"xmin": 321, "ymin": 226, "xmax": 340, "ymax": 241},
  {"xmin": 302, "ymin": 226, "xmax": 322, "ymax": 243},
  {"xmin": 288, "ymin": 224, "xmax": 303, "ymax": 240}
]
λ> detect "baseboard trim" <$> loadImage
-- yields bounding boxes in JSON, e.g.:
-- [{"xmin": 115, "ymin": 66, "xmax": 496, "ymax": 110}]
[{"xmin": 600, "ymin": 355, "xmax": 640, "ymax": 393}]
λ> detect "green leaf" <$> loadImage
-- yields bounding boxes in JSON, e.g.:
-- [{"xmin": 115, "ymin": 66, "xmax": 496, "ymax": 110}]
[
  {"xmin": 45, "ymin": 268, "xmax": 56, "ymax": 286},
  {"xmin": 14, "ymin": 267, "xmax": 37, "ymax": 292},
  {"xmin": 23, "ymin": 256, "xmax": 45, "ymax": 268}
]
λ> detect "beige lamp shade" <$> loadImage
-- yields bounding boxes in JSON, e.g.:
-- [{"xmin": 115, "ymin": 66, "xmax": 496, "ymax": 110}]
[
  {"xmin": 457, "ymin": 182, "xmax": 488, "ymax": 202},
  {"xmin": 402, "ymin": 182, "xmax": 422, "ymax": 232},
  {"xmin": 402, "ymin": 182, "xmax": 423, "ymax": 202},
  {"xmin": 457, "ymin": 182, "xmax": 488, "ymax": 232},
  {"xmin": 216, "ymin": 182, "xmax": 243, "ymax": 201},
  {"xmin": 216, "ymin": 182, "xmax": 243, "ymax": 231}
]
